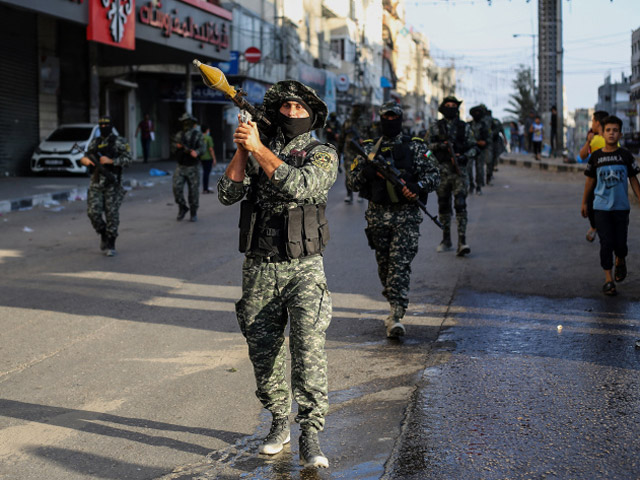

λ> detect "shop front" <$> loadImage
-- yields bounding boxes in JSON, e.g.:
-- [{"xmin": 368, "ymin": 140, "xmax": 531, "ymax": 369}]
[{"xmin": 0, "ymin": 0, "xmax": 232, "ymax": 174}]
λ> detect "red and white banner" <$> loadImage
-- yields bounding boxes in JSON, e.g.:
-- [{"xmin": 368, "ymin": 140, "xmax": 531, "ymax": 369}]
[{"xmin": 87, "ymin": 0, "xmax": 136, "ymax": 50}]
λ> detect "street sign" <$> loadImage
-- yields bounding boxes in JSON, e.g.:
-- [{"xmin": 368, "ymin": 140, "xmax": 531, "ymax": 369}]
[
  {"xmin": 336, "ymin": 74, "xmax": 350, "ymax": 92},
  {"xmin": 244, "ymin": 47, "xmax": 261, "ymax": 63}
]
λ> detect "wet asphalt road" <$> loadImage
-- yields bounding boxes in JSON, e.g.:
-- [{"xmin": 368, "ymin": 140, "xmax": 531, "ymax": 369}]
[
  {"xmin": 384, "ymin": 292, "xmax": 640, "ymax": 480},
  {"xmin": 2, "ymin": 162, "xmax": 640, "ymax": 479}
]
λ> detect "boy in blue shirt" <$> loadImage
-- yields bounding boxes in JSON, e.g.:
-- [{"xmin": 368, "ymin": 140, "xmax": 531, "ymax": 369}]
[{"xmin": 581, "ymin": 115, "xmax": 640, "ymax": 295}]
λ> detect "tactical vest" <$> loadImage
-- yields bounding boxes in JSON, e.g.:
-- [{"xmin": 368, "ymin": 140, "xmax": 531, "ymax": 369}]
[
  {"xmin": 93, "ymin": 134, "xmax": 123, "ymax": 183},
  {"xmin": 238, "ymin": 140, "xmax": 333, "ymax": 261},
  {"xmin": 178, "ymin": 129, "xmax": 201, "ymax": 166},
  {"xmin": 434, "ymin": 119, "xmax": 468, "ymax": 165},
  {"xmin": 363, "ymin": 135, "xmax": 421, "ymax": 206}
]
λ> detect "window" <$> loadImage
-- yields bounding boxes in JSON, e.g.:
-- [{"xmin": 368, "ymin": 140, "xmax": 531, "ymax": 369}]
[{"xmin": 331, "ymin": 38, "xmax": 345, "ymax": 60}]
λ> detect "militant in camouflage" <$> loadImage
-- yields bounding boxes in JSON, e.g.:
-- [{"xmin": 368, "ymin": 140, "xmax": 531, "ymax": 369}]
[
  {"xmin": 348, "ymin": 102, "xmax": 440, "ymax": 337},
  {"xmin": 218, "ymin": 80, "xmax": 338, "ymax": 440},
  {"xmin": 427, "ymin": 98, "xmax": 477, "ymax": 255},
  {"xmin": 85, "ymin": 129, "xmax": 132, "ymax": 253},
  {"xmin": 172, "ymin": 118, "xmax": 205, "ymax": 219}
]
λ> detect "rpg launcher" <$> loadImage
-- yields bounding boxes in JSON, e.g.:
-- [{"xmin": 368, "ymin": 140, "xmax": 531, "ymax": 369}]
[
  {"xmin": 72, "ymin": 143, "xmax": 117, "ymax": 184},
  {"xmin": 193, "ymin": 59, "xmax": 272, "ymax": 137},
  {"xmin": 349, "ymin": 138, "xmax": 443, "ymax": 230}
]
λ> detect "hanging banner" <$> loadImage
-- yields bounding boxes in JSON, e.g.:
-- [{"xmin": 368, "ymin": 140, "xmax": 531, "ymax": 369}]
[{"xmin": 87, "ymin": 0, "xmax": 136, "ymax": 51}]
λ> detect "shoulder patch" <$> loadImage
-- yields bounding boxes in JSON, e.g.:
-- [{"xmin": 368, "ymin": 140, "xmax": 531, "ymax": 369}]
[{"xmin": 311, "ymin": 151, "xmax": 334, "ymax": 171}]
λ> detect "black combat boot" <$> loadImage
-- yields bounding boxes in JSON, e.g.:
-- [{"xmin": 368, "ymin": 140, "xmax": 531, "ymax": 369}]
[
  {"xmin": 99, "ymin": 230, "xmax": 108, "ymax": 251},
  {"xmin": 437, "ymin": 230, "xmax": 452, "ymax": 253},
  {"xmin": 457, "ymin": 235, "xmax": 470, "ymax": 257},
  {"xmin": 105, "ymin": 237, "xmax": 117, "ymax": 257},
  {"xmin": 189, "ymin": 208, "xmax": 198, "ymax": 222},
  {"xmin": 259, "ymin": 416, "xmax": 290, "ymax": 455},
  {"xmin": 177, "ymin": 205, "xmax": 189, "ymax": 221},
  {"xmin": 299, "ymin": 428, "xmax": 328, "ymax": 468}
]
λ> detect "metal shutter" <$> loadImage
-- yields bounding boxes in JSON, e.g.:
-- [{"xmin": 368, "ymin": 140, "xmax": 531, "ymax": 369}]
[{"xmin": 0, "ymin": 5, "xmax": 39, "ymax": 176}]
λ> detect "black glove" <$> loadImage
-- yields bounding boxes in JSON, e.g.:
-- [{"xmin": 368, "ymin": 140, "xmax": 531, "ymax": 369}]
[{"xmin": 404, "ymin": 181, "xmax": 420, "ymax": 195}]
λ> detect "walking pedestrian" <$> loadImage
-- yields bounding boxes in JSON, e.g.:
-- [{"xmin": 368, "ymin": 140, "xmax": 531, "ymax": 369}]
[
  {"xmin": 135, "ymin": 113, "xmax": 154, "ymax": 163},
  {"xmin": 217, "ymin": 80, "xmax": 338, "ymax": 468},
  {"xmin": 200, "ymin": 125, "xmax": 217, "ymax": 194},
  {"xmin": 581, "ymin": 115, "xmax": 640, "ymax": 296},
  {"xmin": 468, "ymin": 105, "xmax": 490, "ymax": 195},
  {"xmin": 80, "ymin": 116, "xmax": 132, "ymax": 256},
  {"xmin": 426, "ymin": 96, "xmax": 477, "ymax": 256},
  {"xmin": 530, "ymin": 115, "xmax": 543, "ymax": 160},
  {"xmin": 347, "ymin": 101, "xmax": 440, "ymax": 338},
  {"xmin": 338, "ymin": 104, "xmax": 372, "ymax": 203},
  {"xmin": 171, "ymin": 113, "xmax": 204, "ymax": 222},
  {"xmin": 579, "ymin": 110, "xmax": 609, "ymax": 242}
]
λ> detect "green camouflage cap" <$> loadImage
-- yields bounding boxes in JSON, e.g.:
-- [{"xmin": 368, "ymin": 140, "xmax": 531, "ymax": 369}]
[
  {"xmin": 179, "ymin": 112, "xmax": 196, "ymax": 123},
  {"xmin": 379, "ymin": 101, "xmax": 403, "ymax": 116},
  {"xmin": 469, "ymin": 105, "xmax": 486, "ymax": 118},
  {"xmin": 440, "ymin": 95, "xmax": 462, "ymax": 107},
  {"xmin": 263, "ymin": 80, "xmax": 328, "ymax": 129}
]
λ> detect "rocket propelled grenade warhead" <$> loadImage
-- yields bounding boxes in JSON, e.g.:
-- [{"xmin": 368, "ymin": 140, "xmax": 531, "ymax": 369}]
[
  {"xmin": 192, "ymin": 59, "xmax": 272, "ymax": 133},
  {"xmin": 193, "ymin": 59, "xmax": 237, "ymax": 98}
]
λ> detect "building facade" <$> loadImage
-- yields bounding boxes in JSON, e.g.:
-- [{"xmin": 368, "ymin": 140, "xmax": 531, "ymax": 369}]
[
  {"xmin": 630, "ymin": 27, "xmax": 640, "ymax": 135},
  {"xmin": 0, "ymin": 0, "xmax": 233, "ymax": 175},
  {"xmin": 596, "ymin": 74, "xmax": 632, "ymax": 135}
]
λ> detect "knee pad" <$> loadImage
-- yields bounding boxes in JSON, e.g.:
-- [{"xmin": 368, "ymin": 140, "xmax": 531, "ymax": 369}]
[{"xmin": 454, "ymin": 194, "xmax": 466, "ymax": 214}]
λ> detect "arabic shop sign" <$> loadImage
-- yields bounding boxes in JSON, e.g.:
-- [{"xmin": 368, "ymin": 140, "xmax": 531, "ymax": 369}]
[
  {"xmin": 87, "ymin": 0, "xmax": 136, "ymax": 50},
  {"xmin": 137, "ymin": 0, "xmax": 231, "ymax": 59}
]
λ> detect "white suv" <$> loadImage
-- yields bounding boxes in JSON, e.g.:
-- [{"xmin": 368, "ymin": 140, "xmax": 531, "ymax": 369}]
[{"xmin": 30, "ymin": 123, "xmax": 118, "ymax": 175}]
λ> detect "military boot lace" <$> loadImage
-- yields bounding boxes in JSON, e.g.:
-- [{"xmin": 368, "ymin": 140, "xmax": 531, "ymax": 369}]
[
  {"xmin": 259, "ymin": 417, "xmax": 290, "ymax": 455},
  {"xmin": 299, "ymin": 429, "xmax": 328, "ymax": 468}
]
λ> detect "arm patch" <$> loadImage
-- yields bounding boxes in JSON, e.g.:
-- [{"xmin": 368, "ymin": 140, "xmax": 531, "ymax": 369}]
[{"xmin": 311, "ymin": 151, "xmax": 334, "ymax": 171}]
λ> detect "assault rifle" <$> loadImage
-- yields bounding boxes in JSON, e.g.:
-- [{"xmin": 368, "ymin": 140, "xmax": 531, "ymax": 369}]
[
  {"xmin": 435, "ymin": 123, "xmax": 462, "ymax": 176},
  {"xmin": 72, "ymin": 143, "xmax": 117, "ymax": 184},
  {"xmin": 443, "ymin": 141, "xmax": 463, "ymax": 176},
  {"xmin": 349, "ymin": 138, "xmax": 443, "ymax": 229},
  {"xmin": 193, "ymin": 59, "xmax": 272, "ymax": 136}
]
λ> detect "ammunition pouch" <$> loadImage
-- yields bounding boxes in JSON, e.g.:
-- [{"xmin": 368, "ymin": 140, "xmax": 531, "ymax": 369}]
[
  {"xmin": 238, "ymin": 200, "xmax": 258, "ymax": 253},
  {"xmin": 238, "ymin": 202, "xmax": 329, "ymax": 260}
]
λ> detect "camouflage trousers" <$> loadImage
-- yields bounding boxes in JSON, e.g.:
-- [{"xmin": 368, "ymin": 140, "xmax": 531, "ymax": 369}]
[
  {"xmin": 87, "ymin": 182, "xmax": 126, "ymax": 238},
  {"xmin": 467, "ymin": 148, "xmax": 488, "ymax": 189},
  {"xmin": 486, "ymin": 146, "xmax": 500, "ymax": 183},
  {"xmin": 436, "ymin": 167, "xmax": 468, "ymax": 238},
  {"xmin": 343, "ymin": 155, "xmax": 355, "ymax": 195},
  {"xmin": 235, "ymin": 254, "xmax": 332, "ymax": 431},
  {"xmin": 365, "ymin": 204, "xmax": 422, "ymax": 311},
  {"xmin": 173, "ymin": 164, "xmax": 200, "ymax": 211}
]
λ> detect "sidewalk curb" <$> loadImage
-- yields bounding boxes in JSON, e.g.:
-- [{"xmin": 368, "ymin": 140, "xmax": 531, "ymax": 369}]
[
  {"xmin": 0, "ymin": 188, "xmax": 87, "ymax": 215},
  {"xmin": 499, "ymin": 154, "xmax": 584, "ymax": 173}
]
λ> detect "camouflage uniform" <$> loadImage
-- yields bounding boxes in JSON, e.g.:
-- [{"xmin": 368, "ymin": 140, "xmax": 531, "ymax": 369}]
[
  {"xmin": 348, "ymin": 102, "xmax": 440, "ymax": 336},
  {"xmin": 323, "ymin": 112, "xmax": 341, "ymax": 150},
  {"xmin": 85, "ymin": 127, "xmax": 132, "ymax": 250},
  {"xmin": 426, "ymin": 96, "xmax": 477, "ymax": 255},
  {"xmin": 487, "ymin": 112, "xmax": 504, "ymax": 184},
  {"xmin": 338, "ymin": 104, "xmax": 373, "ymax": 202},
  {"xmin": 468, "ymin": 105, "xmax": 491, "ymax": 194},
  {"xmin": 171, "ymin": 114, "xmax": 205, "ymax": 219},
  {"xmin": 218, "ymin": 81, "xmax": 338, "ymax": 434}
]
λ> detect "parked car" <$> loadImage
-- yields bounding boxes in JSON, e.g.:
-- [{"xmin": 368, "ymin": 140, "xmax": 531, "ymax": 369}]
[{"xmin": 30, "ymin": 123, "xmax": 118, "ymax": 175}]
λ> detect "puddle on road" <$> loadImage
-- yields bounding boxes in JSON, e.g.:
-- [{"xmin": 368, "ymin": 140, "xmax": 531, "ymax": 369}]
[{"xmin": 384, "ymin": 289, "xmax": 640, "ymax": 480}]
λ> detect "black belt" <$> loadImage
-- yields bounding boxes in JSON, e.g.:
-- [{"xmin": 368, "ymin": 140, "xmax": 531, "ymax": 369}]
[{"xmin": 247, "ymin": 252, "xmax": 287, "ymax": 263}]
